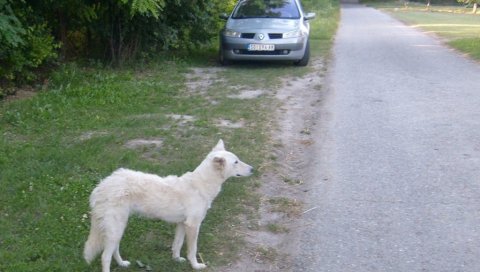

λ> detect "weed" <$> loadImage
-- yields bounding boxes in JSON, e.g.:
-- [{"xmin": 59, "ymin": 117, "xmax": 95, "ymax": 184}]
[
  {"xmin": 252, "ymin": 246, "xmax": 279, "ymax": 264},
  {"xmin": 267, "ymin": 223, "xmax": 290, "ymax": 234},
  {"xmin": 282, "ymin": 176, "xmax": 304, "ymax": 186},
  {"xmin": 268, "ymin": 197, "xmax": 303, "ymax": 218}
]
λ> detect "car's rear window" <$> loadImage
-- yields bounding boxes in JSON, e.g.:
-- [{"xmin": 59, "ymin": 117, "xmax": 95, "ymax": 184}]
[{"xmin": 232, "ymin": 0, "xmax": 300, "ymax": 19}]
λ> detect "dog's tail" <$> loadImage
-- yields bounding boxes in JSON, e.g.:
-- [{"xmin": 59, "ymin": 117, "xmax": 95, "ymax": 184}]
[{"xmin": 84, "ymin": 215, "xmax": 103, "ymax": 264}]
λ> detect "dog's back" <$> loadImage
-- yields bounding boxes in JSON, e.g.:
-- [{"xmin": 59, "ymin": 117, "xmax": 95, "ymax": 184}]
[
  {"xmin": 90, "ymin": 168, "xmax": 190, "ymax": 219},
  {"xmin": 90, "ymin": 168, "xmax": 170, "ymax": 205},
  {"xmin": 85, "ymin": 168, "xmax": 179, "ymax": 263}
]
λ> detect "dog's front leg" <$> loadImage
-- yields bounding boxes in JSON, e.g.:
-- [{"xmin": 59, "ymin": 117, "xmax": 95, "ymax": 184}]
[
  {"xmin": 172, "ymin": 223, "xmax": 186, "ymax": 262},
  {"xmin": 185, "ymin": 222, "xmax": 206, "ymax": 270}
]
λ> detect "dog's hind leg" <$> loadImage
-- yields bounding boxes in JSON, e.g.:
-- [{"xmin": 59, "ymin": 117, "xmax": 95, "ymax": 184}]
[
  {"xmin": 101, "ymin": 213, "xmax": 129, "ymax": 272},
  {"xmin": 102, "ymin": 234, "xmax": 129, "ymax": 272},
  {"xmin": 101, "ymin": 240, "xmax": 116, "ymax": 272},
  {"xmin": 185, "ymin": 222, "xmax": 206, "ymax": 270},
  {"xmin": 114, "ymin": 245, "xmax": 131, "ymax": 267},
  {"xmin": 172, "ymin": 223, "xmax": 186, "ymax": 262}
]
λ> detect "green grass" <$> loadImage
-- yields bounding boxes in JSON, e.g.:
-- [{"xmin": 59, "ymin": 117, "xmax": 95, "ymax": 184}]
[
  {"xmin": 0, "ymin": 59, "xmax": 266, "ymax": 272},
  {"xmin": 364, "ymin": 0, "xmax": 480, "ymax": 60},
  {"xmin": 0, "ymin": 1, "xmax": 338, "ymax": 271},
  {"xmin": 0, "ymin": 59, "xmax": 268, "ymax": 271},
  {"xmin": 306, "ymin": 0, "xmax": 340, "ymax": 55},
  {"xmin": 450, "ymin": 37, "xmax": 480, "ymax": 59}
]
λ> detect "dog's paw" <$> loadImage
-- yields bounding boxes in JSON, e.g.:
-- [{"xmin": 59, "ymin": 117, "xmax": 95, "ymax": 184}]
[
  {"xmin": 119, "ymin": 260, "xmax": 131, "ymax": 267},
  {"xmin": 192, "ymin": 263, "xmax": 207, "ymax": 270},
  {"xmin": 174, "ymin": 257, "xmax": 186, "ymax": 263}
]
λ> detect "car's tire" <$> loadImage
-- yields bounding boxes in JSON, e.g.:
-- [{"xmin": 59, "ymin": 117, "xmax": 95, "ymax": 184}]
[
  {"xmin": 219, "ymin": 44, "xmax": 230, "ymax": 66},
  {"xmin": 294, "ymin": 39, "xmax": 310, "ymax": 67}
]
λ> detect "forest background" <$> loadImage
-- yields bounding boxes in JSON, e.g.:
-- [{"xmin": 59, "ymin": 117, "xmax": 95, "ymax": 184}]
[{"xmin": 0, "ymin": 0, "xmax": 238, "ymax": 97}]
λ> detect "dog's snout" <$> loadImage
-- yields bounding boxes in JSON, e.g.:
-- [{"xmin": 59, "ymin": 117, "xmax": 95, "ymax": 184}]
[
  {"xmin": 236, "ymin": 165, "xmax": 254, "ymax": 177},
  {"xmin": 245, "ymin": 165, "xmax": 254, "ymax": 176}
]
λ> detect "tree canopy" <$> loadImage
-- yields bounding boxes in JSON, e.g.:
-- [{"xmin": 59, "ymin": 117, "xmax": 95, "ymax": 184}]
[
  {"xmin": 457, "ymin": 0, "xmax": 479, "ymax": 13},
  {"xmin": 0, "ymin": 0, "xmax": 236, "ymax": 91}
]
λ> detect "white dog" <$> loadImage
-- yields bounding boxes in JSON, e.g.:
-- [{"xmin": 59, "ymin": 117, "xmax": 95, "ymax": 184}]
[{"xmin": 83, "ymin": 139, "xmax": 253, "ymax": 272}]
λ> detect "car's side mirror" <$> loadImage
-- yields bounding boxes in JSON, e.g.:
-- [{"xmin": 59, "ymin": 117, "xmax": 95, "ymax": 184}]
[
  {"xmin": 304, "ymin": 12, "xmax": 316, "ymax": 20},
  {"xmin": 219, "ymin": 13, "xmax": 229, "ymax": 20}
]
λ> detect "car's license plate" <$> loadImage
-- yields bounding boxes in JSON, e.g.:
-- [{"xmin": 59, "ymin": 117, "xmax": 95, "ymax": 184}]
[{"xmin": 248, "ymin": 44, "xmax": 275, "ymax": 51}]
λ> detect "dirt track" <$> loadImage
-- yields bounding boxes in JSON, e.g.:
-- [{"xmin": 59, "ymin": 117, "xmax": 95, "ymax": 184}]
[{"xmin": 219, "ymin": 58, "xmax": 329, "ymax": 271}]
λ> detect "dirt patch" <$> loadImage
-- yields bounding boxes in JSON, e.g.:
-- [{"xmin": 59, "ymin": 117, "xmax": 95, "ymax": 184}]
[
  {"xmin": 3, "ymin": 87, "xmax": 37, "ymax": 102},
  {"xmin": 124, "ymin": 138, "xmax": 164, "ymax": 161},
  {"xmin": 166, "ymin": 114, "xmax": 196, "ymax": 126},
  {"xmin": 215, "ymin": 119, "xmax": 245, "ymax": 129},
  {"xmin": 228, "ymin": 90, "xmax": 265, "ymax": 99},
  {"xmin": 185, "ymin": 67, "xmax": 225, "ymax": 94},
  {"xmin": 78, "ymin": 131, "xmax": 109, "ymax": 141},
  {"xmin": 124, "ymin": 139, "xmax": 164, "ymax": 149},
  {"xmin": 220, "ymin": 58, "xmax": 327, "ymax": 271},
  {"xmin": 127, "ymin": 113, "xmax": 164, "ymax": 120}
]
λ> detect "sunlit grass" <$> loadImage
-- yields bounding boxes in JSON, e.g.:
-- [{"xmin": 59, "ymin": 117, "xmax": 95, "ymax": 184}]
[
  {"xmin": 306, "ymin": 0, "xmax": 340, "ymax": 55},
  {"xmin": 364, "ymin": 0, "xmax": 480, "ymax": 60},
  {"xmin": 393, "ymin": 12, "xmax": 480, "ymax": 40},
  {"xmin": 450, "ymin": 37, "xmax": 480, "ymax": 59}
]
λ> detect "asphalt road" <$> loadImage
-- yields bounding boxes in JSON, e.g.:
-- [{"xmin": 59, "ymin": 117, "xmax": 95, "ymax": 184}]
[{"xmin": 292, "ymin": 3, "xmax": 480, "ymax": 272}]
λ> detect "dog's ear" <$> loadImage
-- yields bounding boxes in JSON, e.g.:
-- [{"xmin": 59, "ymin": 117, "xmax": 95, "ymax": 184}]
[
  {"xmin": 212, "ymin": 139, "xmax": 225, "ymax": 152},
  {"xmin": 213, "ymin": 156, "xmax": 226, "ymax": 171}
]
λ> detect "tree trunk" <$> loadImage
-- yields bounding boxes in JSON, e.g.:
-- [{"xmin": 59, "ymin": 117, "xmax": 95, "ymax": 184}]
[
  {"xmin": 108, "ymin": 1, "xmax": 120, "ymax": 65},
  {"xmin": 473, "ymin": 3, "xmax": 478, "ymax": 14},
  {"xmin": 57, "ymin": 10, "xmax": 67, "ymax": 60}
]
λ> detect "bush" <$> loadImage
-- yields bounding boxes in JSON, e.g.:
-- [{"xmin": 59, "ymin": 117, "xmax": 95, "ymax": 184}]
[{"xmin": 0, "ymin": 0, "xmax": 58, "ymax": 86}]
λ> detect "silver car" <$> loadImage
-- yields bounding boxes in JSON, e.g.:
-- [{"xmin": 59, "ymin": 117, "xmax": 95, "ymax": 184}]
[{"xmin": 219, "ymin": 0, "xmax": 315, "ymax": 66}]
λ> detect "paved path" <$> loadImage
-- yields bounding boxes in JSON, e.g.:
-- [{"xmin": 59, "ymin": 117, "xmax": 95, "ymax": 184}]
[{"xmin": 293, "ymin": 3, "xmax": 480, "ymax": 272}]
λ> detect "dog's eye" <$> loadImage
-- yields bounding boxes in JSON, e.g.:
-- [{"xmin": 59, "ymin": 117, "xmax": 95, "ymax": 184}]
[{"xmin": 235, "ymin": 160, "xmax": 238, "ymax": 164}]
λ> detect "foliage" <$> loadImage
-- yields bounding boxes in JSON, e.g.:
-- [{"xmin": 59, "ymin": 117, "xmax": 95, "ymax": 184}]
[
  {"xmin": 0, "ymin": 0, "xmax": 25, "ymax": 48},
  {"xmin": 26, "ymin": 0, "xmax": 237, "ymax": 63},
  {"xmin": 0, "ymin": 0, "xmax": 58, "ymax": 91},
  {"xmin": 0, "ymin": 0, "xmax": 237, "ymax": 90},
  {"xmin": 121, "ymin": 0, "xmax": 166, "ymax": 18},
  {"xmin": 457, "ymin": 0, "xmax": 479, "ymax": 13}
]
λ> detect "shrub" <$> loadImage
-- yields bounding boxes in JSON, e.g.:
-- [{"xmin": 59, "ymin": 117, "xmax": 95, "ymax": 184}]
[{"xmin": 0, "ymin": 0, "xmax": 58, "ymax": 86}]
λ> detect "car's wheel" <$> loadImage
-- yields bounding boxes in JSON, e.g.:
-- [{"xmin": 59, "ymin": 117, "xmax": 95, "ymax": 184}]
[
  {"xmin": 294, "ymin": 39, "xmax": 310, "ymax": 67},
  {"xmin": 219, "ymin": 44, "xmax": 230, "ymax": 66}
]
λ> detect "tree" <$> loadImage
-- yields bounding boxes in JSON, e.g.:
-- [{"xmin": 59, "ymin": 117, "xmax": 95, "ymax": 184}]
[
  {"xmin": 1, "ymin": 0, "xmax": 238, "ymax": 92},
  {"xmin": 0, "ymin": 0, "xmax": 58, "ymax": 91},
  {"xmin": 458, "ymin": 0, "xmax": 479, "ymax": 13}
]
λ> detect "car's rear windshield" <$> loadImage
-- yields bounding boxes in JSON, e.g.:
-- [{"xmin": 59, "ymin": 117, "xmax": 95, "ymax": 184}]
[{"xmin": 232, "ymin": 0, "xmax": 300, "ymax": 19}]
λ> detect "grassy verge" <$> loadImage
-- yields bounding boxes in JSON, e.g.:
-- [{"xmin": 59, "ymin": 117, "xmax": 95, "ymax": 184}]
[
  {"xmin": 306, "ymin": 0, "xmax": 340, "ymax": 56},
  {"xmin": 0, "ymin": 59, "xmax": 265, "ymax": 271},
  {"xmin": 364, "ymin": 0, "xmax": 480, "ymax": 60},
  {"xmin": 0, "ymin": 1, "xmax": 338, "ymax": 271}
]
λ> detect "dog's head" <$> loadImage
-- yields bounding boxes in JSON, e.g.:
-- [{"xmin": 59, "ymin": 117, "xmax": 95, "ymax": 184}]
[{"xmin": 209, "ymin": 139, "xmax": 254, "ymax": 179}]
